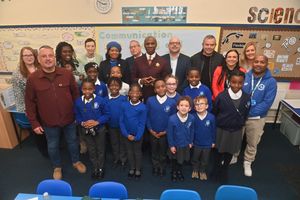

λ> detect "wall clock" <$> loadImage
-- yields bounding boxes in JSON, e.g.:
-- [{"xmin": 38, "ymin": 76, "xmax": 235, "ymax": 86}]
[{"xmin": 95, "ymin": 0, "xmax": 112, "ymax": 14}]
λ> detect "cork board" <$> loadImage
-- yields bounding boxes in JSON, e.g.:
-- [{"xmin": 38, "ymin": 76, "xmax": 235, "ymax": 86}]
[{"xmin": 219, "ymin": 27, "xmax": 300, "ymax": 80}]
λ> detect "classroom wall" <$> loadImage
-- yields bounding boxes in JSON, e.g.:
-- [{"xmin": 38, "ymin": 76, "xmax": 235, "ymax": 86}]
[{"xmin": 0, "ymin": 0, "xmax": 299, "ymax": 25}]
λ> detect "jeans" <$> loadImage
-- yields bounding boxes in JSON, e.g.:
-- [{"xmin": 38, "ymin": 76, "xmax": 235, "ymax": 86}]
[{"xmin": 44, "ymin": 123, "xmax": 79, "ymax": 168}]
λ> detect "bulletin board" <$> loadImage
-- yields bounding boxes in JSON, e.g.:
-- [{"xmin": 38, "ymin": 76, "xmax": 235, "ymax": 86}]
[
  {"xmin": 0, "ymin": 27, "xmax": 95, "ymax": 72},
  {"xmin": 219, "ymin": 27, "xmax": 300, "ymax": 80}
]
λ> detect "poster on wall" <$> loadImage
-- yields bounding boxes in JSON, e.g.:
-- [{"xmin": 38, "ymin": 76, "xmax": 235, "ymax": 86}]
[
  {"xmin": 219, "ymin": 27, "xmax": 300, "ymax": 80},
  {"xmin": 122, "ymin": 6, "xmax": 187, "ymax": 24},
  {"xmin": 95, "ymin": 26, "xmax": 220, "ymax": 58},
  {"xmin": 0, "ymin": 27, "xmax": 95, "ymax": 72}
]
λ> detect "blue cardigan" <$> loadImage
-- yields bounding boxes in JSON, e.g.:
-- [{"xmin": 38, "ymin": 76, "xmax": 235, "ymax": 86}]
[
  {"xmin": 167, "ymin": 113, "xmax": 195, "ymax": 148},
  {"xmin": 119, "ymin": 101, "xmax": 147, "ymax": 141},
  {"xmin": 74, "ymin": 95, "xmax": 110, "ymax": 127}
]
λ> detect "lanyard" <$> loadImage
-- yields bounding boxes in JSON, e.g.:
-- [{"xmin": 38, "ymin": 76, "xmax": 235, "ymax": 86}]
[{"xmin": 251, "ymin": 75, "xmax": 262, "ymax": 97}]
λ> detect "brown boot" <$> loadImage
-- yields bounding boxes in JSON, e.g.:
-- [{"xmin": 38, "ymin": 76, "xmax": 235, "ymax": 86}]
[
  {"xmin": 73, "ymin": 161, "xmax": 86, "ymax": 173},
  {"xmin": 53, "ymin": 167, "xmax": 62, "ymax": 180}
]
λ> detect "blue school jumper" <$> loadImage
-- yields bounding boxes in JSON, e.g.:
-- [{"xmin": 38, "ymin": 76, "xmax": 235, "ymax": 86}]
[
  {"xmin": 167, "ymin": 113, "xmax": 195, "ymax": 147},
  {"xmin": 106, "ymin": 95, "xmax": 127, "ymax": 128},
  {"xmin": 193, "ymin": 112, "xmax": 216, "ymax": 148},
  {"xmin": 183, "ymin": 84, "xmax": 213, "ymax": 111},
  {"xmin": 119, "ymin": 101, "xmax": 147, "ymax": 141},
  {"xmin": 74, "ymin": 95, "xmax": 110, "ymax": 127},
  {"xmin": 146, "ymin": 95, "xmax": 176, "ymax": 133},
  {"xmin": 167, "ymin": 92, "xmax": 181, "ymax": 104}
]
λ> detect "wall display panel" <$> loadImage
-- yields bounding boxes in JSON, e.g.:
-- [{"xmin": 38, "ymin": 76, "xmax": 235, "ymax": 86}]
[
  {"xmin": 219, "ymin": 27, "xmax": 300, "ymax": 80},
  {"xmin": 0, "ymin": 27, "xmax": 95, "ymax": 72},
  {"xmin": 95, "ymin": 26, "xmax": 221, "ymax": 59}
]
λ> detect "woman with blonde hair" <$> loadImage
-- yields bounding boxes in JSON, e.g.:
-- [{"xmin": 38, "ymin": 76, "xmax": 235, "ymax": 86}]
[
  {"xmin": 11, "ymin": 46, "xmax": 48, "ymax": 157},
  {"xmin": 240, "ymin": 42, "xmax": 257, "ymax": 72}
]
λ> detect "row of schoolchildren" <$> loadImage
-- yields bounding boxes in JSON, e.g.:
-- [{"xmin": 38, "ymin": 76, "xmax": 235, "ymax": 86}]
[{"xmin": 75, "ymin": 61, "xmax": 250, "ymax": 183}]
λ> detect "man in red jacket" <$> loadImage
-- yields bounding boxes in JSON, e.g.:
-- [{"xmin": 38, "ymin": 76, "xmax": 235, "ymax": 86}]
[
  {"xmin": 131, "ymin": 36, "xmax": 171, "ymax": 102},
  {"xmin": 25, "ymin": 45, "xmax": 86, "ymax": 180}
]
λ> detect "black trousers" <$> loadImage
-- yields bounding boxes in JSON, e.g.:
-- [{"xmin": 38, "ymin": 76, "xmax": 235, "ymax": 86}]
[
  {"xmin": 108, "ymin": 127, "xmax": 127, "ymax": 163},
  {"xmin": 124, "ymin": 137, "xmax": 143, "ymax": 171},
  {"xmin": 192, "ymin": 147, "xmax": 211, "ymax": 173},
  {"xmin": 149, "ymin": 134, "xmax": 167, "ymax": 171}
]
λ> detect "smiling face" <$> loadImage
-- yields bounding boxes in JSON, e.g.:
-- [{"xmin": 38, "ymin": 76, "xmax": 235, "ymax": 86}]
[
  {"xmin": 82, "ymin": 81, "xmax": 95, "ymax": 100},
  {"xmin": 38, "ymin": 47, "xmax": 56, "ymax": 72},
  {"xmin": 129, "ymin": 86, "xmax": 142, "ymax": 104},
  {"xmin": 85, "ymin": 41, "xmax": 96, "ymax": 56},
  {"xmin": 177, "ymin": 99, "xmax": 191, "ymax": 116},
  {"xmin": 202, "ymin": 38, "xmax": 216, "ymax": 56},
  {"xmin": 187, "ymin": 70, "xmax": 201, "ymax": 87},
  {"xmin": 168, "ymin": 37, "xmax": 181, "ymax": 54},
  {"xmin": 165, "ymin": 76, "xmax": 178, "ymax": 95},
  {"xmin": 245, "ymin": 44, "xmax": 256, "ymax": 61},
  {"xmin": 108, "ymin": 80, "xmax": 121, "ymax": 97},
  {"xmin": 86, "ymin": 67, "xmax": 98, "ymax": 82},
  {"xmin": 108, "ymin": 47, "xmax": 120, "ymax": 60},
  {"xmin": 129, "ymin": 41, "xmax": 142, "ymax": 57},
  {"xmin": 61, "ymin": 46, "xmax": 73, "ymax": 62},
  {"xmin": 144, "ymin": 37, "xmax": 157, "ymax": 55},
  {"xmin": 252, "ymin": 55, "xmax": 268, "ymax": 77},
  {"xmin": 194, "ymin": 98, "xmax": 208, "ymax": 114},
  {"xmin": 230, "ymin": 75, "xmax": 244, "ymax": 93},
  {"xmin": 226, "ymin": 51, "xmax": 239, "ymax": 69},
  {"xmin": 110, "ymin": 66, "xmax": 122, "ymax": 78},
  {"xmin": 22, "ymin": 49, "xmax": 35, "ymax": 66}
]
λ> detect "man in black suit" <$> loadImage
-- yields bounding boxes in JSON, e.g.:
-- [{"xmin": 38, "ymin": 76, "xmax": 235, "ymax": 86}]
[
  {"xmin": 191, "ymin": 35, "xmax": 224, "ymax": 90},
  {"xmin": 125, "ymin": 40, "xmax": 143, "ymax": 73},
  {"xmin": 163, "ymin": 36, "xmax": 191, "ymax": 93}
]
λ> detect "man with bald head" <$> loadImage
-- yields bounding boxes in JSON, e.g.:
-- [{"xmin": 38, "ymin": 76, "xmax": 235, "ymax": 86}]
[
  {"xmin": 163, "ymin": 36, "xmax": 191, "ymax": 93},
  {"xmin": 242, "ymin": 54, "xmax": 277, "ymax": 177},
  {"xmin": 131, "ymin": 36, "xmax": 171, "ymax": 101}
]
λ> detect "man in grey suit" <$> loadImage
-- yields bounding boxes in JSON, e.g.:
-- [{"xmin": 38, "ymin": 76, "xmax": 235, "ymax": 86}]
[{"xmin": 163, "ymin": 36, "xmax": 191, "ymax": 93}]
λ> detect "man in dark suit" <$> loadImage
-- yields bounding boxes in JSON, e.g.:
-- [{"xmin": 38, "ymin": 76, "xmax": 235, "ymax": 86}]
[
  {"xmin": 191, "ymin": 35, "xmax": 224, "ymax": 90},
  {"xmin": 131, "ymin": 36, "xmax": 171, "ymax": 102},
  {"xmin": 125, "ymin": 40, "xmax": 143, "ymax": 73},
  {"xmin": 163, "ymin": 36, "xmax": 191, "ymax": 93}
]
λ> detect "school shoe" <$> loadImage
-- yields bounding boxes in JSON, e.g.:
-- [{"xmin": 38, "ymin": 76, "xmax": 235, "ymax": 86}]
[
  {"xmin": 230, "ymin": 155, "xmax": 238, "ymax": 165},
  {"xmin": 135, "ymin": 170, "xmax": 141, "ymax": 179},
  {"xmin": 53, "ymin": 167, "xmax": 62, "ymax": 180},
  {"xmin": 244, "ymin": 161, "xmax": 252, "ymax": 177},
  {"xmin": 128, "ymin": 169, "xmax": 135, "ymax": 178},
  {"xmin": 199, "ymin": 172, "xmax": 208, "ymax": 180},
  {"xmin": 98, "ymin": 168, "xmax": 105, "ymax": 178},
  {"xmin": 177, "ymin": 170, "xmax": 184, "ymax": 181},
  {"xmin": 171, "ymin": 171, "xmax": 177, "ymax": 182},
  {"xmin": 191, "ymin": 171, "xmax": 199, "ymax": 179},
  {"xmin": 73, "ymin": 161, "xmax": 86, "ymax": 173}
]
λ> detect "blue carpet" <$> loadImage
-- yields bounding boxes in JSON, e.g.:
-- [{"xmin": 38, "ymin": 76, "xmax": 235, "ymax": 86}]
[{"xmin": 0, "ymin": 124, "xmax": 299, "ymax": 200}]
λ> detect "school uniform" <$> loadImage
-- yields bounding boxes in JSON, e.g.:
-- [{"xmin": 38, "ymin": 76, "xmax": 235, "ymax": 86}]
[
  {"xmin": 146, "ymin": 95, "xmax": 176, "ymax": 173},
  {"xmin": 106, "ymin": 94, "xmax": 128, "ymax": 164},
  {"xmin": 182, "ymin": 82, "xmax": 213, "ymax": 112},
  {"xmin": 166, "ymin": 92, "xmax": 181, "ymax": 103},
  {"xmin": 74, "ymin": 94, "xmax": 110, "ymax": 171},
  {"xmin": 167, "ymin": 113, "xmax": 195, "ymax": 164},
  {"xmin": 119, "ymin": 100, "xmax": 147, "ymax": 172},
  {"xmin": 214, "ymin": 88, "xmax": 251, "ymax": 154},
  {"xmin": 192, "ymin": 112, "xmax": 216, "ymax": 173}
]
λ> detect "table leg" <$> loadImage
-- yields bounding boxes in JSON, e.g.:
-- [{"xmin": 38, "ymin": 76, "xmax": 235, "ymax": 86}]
[{"xmin": 273, "ymin": 101, "xmax": 282, "ymax": 129}]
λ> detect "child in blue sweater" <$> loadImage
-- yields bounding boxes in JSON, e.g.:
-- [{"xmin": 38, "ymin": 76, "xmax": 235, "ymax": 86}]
[
  {"xmin": 183, "ymin": 67, "xmax": 212, "ymax": 112},
  {"xmin": 84, "ymin": 62, "xmax": 108, "ymax": 97},
  {"xmin": 106, "ymin": 77, "xmax": 128, "ymax": 168},
  {"xmin": 165, "ymin": 74, "xmax": 181, "ymax": 102},
  {"xmin": 147, "ymin": 79, "xmax": 176, "ymax": 177},
  {"xmin": 192, "ymin": 95, "xmax": 216, "ymax": 180},
  {"xmin": 212, "ymin": 69, "xmax": 250, "ymax": 183},
  {"xmin": 74, "ymin": 78, "xmax": 110, "ymax": 179},
  {"xmin": 167, "ymin": 96, "xmax": 195, "ymax": 182},
  {"xmin": 119, "ymin": 83, "xmax": 147, "ymax": 179}
]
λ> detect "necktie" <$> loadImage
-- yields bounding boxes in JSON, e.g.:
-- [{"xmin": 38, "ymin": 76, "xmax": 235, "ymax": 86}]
[{"xmin": 148, "ymin": 55, "xmax": 152, "ymax": 65}]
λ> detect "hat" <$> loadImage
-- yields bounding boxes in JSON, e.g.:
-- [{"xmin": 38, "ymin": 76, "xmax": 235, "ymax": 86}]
[
  {"xmin": 84, "ymin": 62, "xmax": 98, "ymax": 73},
  {"xmin": 106, "ymin": 41, "xmax": 122, "ymax": 52}
]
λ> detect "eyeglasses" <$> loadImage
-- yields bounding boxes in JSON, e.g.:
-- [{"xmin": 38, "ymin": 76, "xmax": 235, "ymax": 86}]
[
  {"xmin": 22, "ymin": 54, "xmax": 34, "ymax": 58},
  {"xmin": 169, "ymin": 42, "xmax": 180, "ymax": 45},
  {"xmin": 166, "ymin": 83, "xmax": 177, "ymax": 86}
]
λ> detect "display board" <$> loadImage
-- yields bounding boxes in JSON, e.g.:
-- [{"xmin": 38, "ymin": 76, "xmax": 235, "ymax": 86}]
[
  {"xmin": 0, "ymin": 27, "xmax": 95, "ymax": 72},
  {"xmin": 219, "ymin": 27, "xmax": 300, "ymax": 80}
]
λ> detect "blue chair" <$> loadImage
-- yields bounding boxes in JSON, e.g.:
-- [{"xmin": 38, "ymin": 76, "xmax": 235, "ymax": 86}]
[
  {"xmin": 12, "ymin": 112, "xmax": 31, "ymax": 148},
  {"xmin": 215, "ymin": 185, "xmax": 258, "ymax": 200},
  {"xmin": 160, "ymin": 189, "xmax": 201, "ymax": 200},
  {"xmin": 89, "ymin": 181, "xmax": 128, "ymax": 199},
  {"xmin": 36, "ymin": 179, "xmax": 72, "ymax": 196}
]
